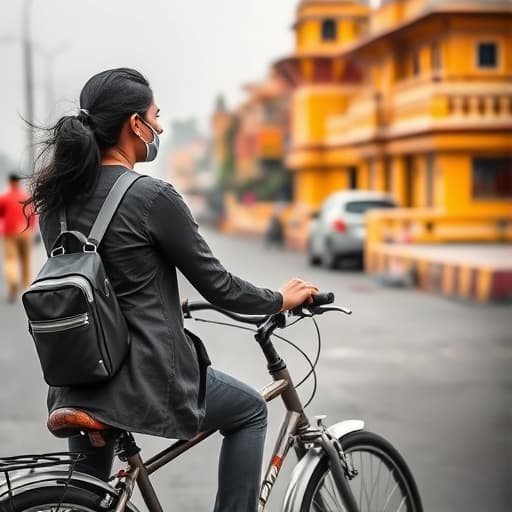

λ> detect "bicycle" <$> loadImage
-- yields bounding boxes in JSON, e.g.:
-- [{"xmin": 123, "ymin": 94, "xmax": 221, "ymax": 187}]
[{"xmin": 0, "ymin": 293, "xmax": 423, "ymax": 512}]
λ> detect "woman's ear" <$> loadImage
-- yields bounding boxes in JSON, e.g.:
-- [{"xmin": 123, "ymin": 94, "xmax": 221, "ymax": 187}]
[{"xmin": 129, "ymin": 113, "xmax": 142, "ymax": 137}]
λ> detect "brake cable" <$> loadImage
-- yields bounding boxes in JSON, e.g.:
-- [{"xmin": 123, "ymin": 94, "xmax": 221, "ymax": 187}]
[{"xmin": 191, "ymin": 314, "xmax": 322, "ymax": 408}]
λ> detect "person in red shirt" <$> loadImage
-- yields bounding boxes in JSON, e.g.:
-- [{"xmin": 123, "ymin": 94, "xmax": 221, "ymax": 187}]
[{"xmin": 0, "ymin": 173, "xmax": 36, "ymax": 302}]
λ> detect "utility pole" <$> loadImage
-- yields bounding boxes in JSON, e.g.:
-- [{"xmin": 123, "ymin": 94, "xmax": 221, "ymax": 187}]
[
  {"xmin": 22, "ymin": 0, "xmax": 35, "ymax": 168},
  {"xmin": 2, "ymin": 1, "xmax": 68, "ymax": 169},
  {"xmin": 36, "ymin": 44, "xmax": 69, "ymax": 122}
]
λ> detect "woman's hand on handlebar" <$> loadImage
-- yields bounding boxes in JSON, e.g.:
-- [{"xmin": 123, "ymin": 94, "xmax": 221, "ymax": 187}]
[{"xmin": 279, "ymin": 278, "xmax": 319, "ymax": 312}]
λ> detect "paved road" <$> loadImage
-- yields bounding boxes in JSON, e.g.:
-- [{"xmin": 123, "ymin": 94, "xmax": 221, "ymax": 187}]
[{"xmin": 0, "ymin": 229, "xmax": 510, "ymax": 511}]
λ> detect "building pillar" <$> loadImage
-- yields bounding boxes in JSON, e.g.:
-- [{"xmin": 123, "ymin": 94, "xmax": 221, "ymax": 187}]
[
  {"xmin": 391, "ymin": 156, "xmax": 406, "ymax": 205},
  {"xmin": 372, "ymin": 158, "xmax": 386, "ymax": 192},
  {"xmin": 411, "ymin": 155, "xmax": 424, "ymax": 208},
  {"xmin": 327, "ymin": 168, "xmax": 349, "ymax": 194},
  {"xmin": 359, "ymin": 161, "xmax": 370, "ymax": 190},
  {"xmin": 435, "ymin": 154, "xmax": 471, "ymax": 213},
  {"xmin": 294, "ymin": 169, "xmax": 318, "ymax": 207},
  {"xmin": 294, "ymin": 167, "xmax": 349, "ymax": 208}
]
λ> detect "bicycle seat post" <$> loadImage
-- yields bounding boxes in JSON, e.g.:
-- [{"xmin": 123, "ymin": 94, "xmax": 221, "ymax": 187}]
[{"xmin": 115, "ymin": 432, "xmax": 164, "ymax": 512}]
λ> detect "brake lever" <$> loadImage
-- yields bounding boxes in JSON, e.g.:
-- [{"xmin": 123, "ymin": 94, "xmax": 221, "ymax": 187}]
[
  {"xmin": 315, "ymin": 306, "xmax": 352, "ymax": 315},
  {"xmin": 293, "ymin": 305, "xmax": 352, "ymax": 317},
  {"xmin": 289, "ymin": 306, "xmax": 310, "ymax": 317}
]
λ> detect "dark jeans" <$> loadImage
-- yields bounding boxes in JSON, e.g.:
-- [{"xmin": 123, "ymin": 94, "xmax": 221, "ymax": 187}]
[{"xmin": 69, "ymin": 367, "xmax": 268, "ymax": 512}]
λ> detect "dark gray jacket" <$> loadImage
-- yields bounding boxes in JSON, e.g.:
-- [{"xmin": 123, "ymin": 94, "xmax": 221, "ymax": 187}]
[{"xmin": 40, "ymin": 166, "xmax": 282, "ymax": 439}]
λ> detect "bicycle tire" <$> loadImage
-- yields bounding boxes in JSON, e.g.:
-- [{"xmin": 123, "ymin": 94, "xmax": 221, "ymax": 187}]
[
  {"xmin": 0, "ymin": 485, "xmax": 106, "ymax": 512},
  {"xmin": 299, "ymin": 430, "xmax": 423, "ymax": 512}
]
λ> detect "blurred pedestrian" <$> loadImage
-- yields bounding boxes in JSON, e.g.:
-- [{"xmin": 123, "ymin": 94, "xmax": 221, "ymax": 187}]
[
  {"xmin": 0, "ymin": 173, "xmax": 36, "ymax": 302},
  {"xmin": 264, "ymin": 212, "xmax": 284, "ymax": 248}
]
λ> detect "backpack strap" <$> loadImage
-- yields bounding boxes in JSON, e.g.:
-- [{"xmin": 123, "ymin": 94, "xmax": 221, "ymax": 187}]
[
  {"xmin": 88, "ymin": 172, "xmax": 142, "ymax": 247},
  {"xmin": 59, "ymin": 209, "xmax": 68, "ymax": 233}
]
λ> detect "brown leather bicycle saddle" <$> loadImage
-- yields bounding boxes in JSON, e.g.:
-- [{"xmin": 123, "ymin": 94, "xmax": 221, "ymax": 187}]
[{"xmin": 47, "ymin": 407, "xmax": 113, "ymax": 447}]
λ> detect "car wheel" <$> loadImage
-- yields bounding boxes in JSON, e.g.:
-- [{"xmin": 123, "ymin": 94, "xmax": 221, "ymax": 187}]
[{"xmin": 322, "ymin": 241, "xmax": 338, "ymax": 270}]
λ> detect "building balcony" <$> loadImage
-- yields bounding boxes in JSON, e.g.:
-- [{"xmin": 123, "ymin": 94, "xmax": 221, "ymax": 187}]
[
  {"xmin": 326, "ymin": 89, "xmax": 382, "ymax": 145},
  {"xmin": 325, "ymin": 80, "xmax": 512, "ymax": 145}
]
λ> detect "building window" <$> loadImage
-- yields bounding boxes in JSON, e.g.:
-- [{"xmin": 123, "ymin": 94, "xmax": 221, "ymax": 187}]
[
  {"xmin": 263, "ymin": 102, "xmax": 277, "ymax": 123},
  {"xmin": 321, "ymin": 19, "xmax": 337, "ymax": 41},
  {"xmin": 383, "ymin": 157, "xmax": 392, "ymax": 192},
  {"xmin": 425, "ymin": 154, "xmax": 435, "ymax": 207},
  {"xmin": 368, "ymin": 160, "xmax": 376, "ymax": 189},
  {"xmin": 395, "ymin": 53, "xmax": 407, "ymax": 82},
  {"xmin": 404, "ymin": 155, "xmax": 414, "ymax": 207},
  {"xmin": 431, "ymin": 42, "xmax": 441, "ymax": 71},
  {"xmin": 349, "ymin": 167, "xmax": 358, "ymax": 190},
  {"xmin": 412, "ymin": 51, "xmax": 420, "ymax": 77},
  {"xmin": 477, "ymin": 42, "xmax": 497, "ymax": 68},
  {"xmin": 472, "ymin": 157, "xmax": 512, "ymax": 198}
]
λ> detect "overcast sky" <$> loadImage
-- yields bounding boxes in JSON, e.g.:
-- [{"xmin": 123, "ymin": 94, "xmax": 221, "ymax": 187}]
[{"xmin": 0, "ymin": 0, "xmax": 304, "ymax": 171}]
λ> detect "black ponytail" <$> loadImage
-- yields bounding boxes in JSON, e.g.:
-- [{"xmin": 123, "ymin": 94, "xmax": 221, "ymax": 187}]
[{"xmin": 26, "ymin": 68, "xmax": 153, "ymax": 216}]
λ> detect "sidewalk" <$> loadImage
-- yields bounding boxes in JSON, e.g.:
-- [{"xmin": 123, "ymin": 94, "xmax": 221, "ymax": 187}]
[{"xmin": 367, "ymin": 242, "xmax": 512, "ymax": 303}]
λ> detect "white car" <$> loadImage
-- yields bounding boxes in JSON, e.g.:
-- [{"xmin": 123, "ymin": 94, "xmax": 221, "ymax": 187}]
[{"xmin": 308, "ymin": 190, "xmax": 396, "ymax": 268}]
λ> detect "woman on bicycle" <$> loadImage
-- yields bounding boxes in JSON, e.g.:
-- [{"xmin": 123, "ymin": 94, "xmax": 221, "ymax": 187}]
[{"xmin": 27, "ymin": 68, "xmax": 318, "ymax": 512}]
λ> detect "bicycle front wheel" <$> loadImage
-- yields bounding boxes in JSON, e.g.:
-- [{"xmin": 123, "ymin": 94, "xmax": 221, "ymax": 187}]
[
  {"xmin": 0, "ymin": 485, "xmax": 106, "ymax": 512},
  {"xmin": 300, "ymin": 430, "xmax": 423, "ymax": 512}
]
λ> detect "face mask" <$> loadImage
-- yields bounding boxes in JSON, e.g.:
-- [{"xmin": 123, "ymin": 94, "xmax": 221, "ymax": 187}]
[{"xmin": 136, "ymin": 116, "xmax": 160, "ymax": 162}]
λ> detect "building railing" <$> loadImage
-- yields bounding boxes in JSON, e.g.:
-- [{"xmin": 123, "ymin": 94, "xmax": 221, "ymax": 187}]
[
  {"xmin": 326, "ymin": 80, "xmax": 512, "ymax": 144},
  {"xmin": 326, "ymin": 90, "xmax": 382, "ymax": 144},
  {"xmin": 447, "ymin": 94, "xmax": 511, "ymax": 118}
]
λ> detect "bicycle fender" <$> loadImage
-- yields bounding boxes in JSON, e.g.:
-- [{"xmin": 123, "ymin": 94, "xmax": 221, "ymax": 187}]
[
  {"xmin": 0, "ymin": 469, "xmax": 141, "ymax": 512},
  {"xmin": 282, "ymin": 419, "xmax": 364, "ymax": 512}
]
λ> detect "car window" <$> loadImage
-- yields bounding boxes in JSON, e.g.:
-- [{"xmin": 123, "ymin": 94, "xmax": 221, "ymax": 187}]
[{"xmin": 344, "ymin": 200, "xmax": 395, "ymax": 214}]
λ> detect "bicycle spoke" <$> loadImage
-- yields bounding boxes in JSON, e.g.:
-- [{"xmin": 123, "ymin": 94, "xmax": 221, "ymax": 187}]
[
  {"xmin": 312, "ymin": 452, "xmax": 411, "ymax": 512},
  {"xmin": 374, "ymin": 458, "xmax": 383, "ymax": 508},
  {"xmin": 382, "ymin": 481, "xmax": 400, "ymax": 512},
  {"xmin": 355, "ymin": 452, "xmax": 362, "ymax": 509},
  {"xmin": 360, "ymin": 452, "xmax": 372, "ymax": 510},
  {"xmin": 397, "ymin": 495, "xmax": 408, "ymax": 512},
  {"xmin": 369, "ymin": 451, "xmax": 374, "ymax": 508},
  {"xmin": 382, "ymin": 460, "xmax": 393, "ymax": 506},
  {"xmin": 313, "ymin": 472, "xmax": 345, "ymax": 511}
]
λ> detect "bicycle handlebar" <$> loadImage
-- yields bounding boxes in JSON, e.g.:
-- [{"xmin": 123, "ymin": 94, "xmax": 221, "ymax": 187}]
[
  {"xmin": 290, "ymin": 292, "xmax": 334, "ymax": 315},
  {"xmin": 309, "ymin": 292, "xmax": 334, "ymax": 306},
  {"xmin": 182, "ymin": 292, "xmax": 337, "ymax": 327},
  {"xmin": 183, "ymin": 300, "xmax": 267, "ymax": 325}
]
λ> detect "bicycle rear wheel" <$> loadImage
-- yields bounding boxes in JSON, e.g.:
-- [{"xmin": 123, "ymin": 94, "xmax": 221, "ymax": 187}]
[
  {"xmin": 300, "ymin": 430, "xmax": 423, "ymax": 512},
  {"xmin": 0, "ymin": 485, "xmax": 105, "ymax": 512}
]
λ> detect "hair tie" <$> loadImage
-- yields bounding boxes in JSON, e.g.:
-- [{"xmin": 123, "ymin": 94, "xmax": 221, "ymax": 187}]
[{"xmin": 77, "ymin": 108, "xmax": 92, "ymax": 126}]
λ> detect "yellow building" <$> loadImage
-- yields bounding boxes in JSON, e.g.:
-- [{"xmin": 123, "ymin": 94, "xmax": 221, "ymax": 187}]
[{"xmin": 275, "ymin": 0, "xmax": 512, "ymax": 217}]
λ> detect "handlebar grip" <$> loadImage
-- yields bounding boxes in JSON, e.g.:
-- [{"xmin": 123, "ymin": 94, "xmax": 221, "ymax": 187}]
[{"xmin": 309, "ymin": 292, "xmax": 335, "ymax": 307}]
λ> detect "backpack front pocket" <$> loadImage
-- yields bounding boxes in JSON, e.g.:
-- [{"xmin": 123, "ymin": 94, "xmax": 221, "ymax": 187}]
[
  {"xmin": 31, "ymin": 317, "xmax": 110, "ymax": 387},
  {"xmin": 30, "ymin": 313, "xmax": 89, "ymax": 334}
]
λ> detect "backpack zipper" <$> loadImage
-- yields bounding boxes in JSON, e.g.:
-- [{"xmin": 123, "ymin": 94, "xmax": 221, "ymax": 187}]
[
  {"xmin": 30, "ymin": 313, "xmax": 89, "ymax": 333},
  {"xmin": 28, "ymin": 276, "xmax": 94, "ymax": 303}
]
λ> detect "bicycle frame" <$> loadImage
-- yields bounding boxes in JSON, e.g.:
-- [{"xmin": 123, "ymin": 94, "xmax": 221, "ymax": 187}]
[{"xmin": 110, "ymin": 309, "xmax": 361, "ymax": 512}]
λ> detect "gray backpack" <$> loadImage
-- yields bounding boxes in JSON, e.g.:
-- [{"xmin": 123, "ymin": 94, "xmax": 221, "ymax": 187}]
[{"xmin": 22, "ymin": 172, "xmax": 141, "ymax": 387}]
